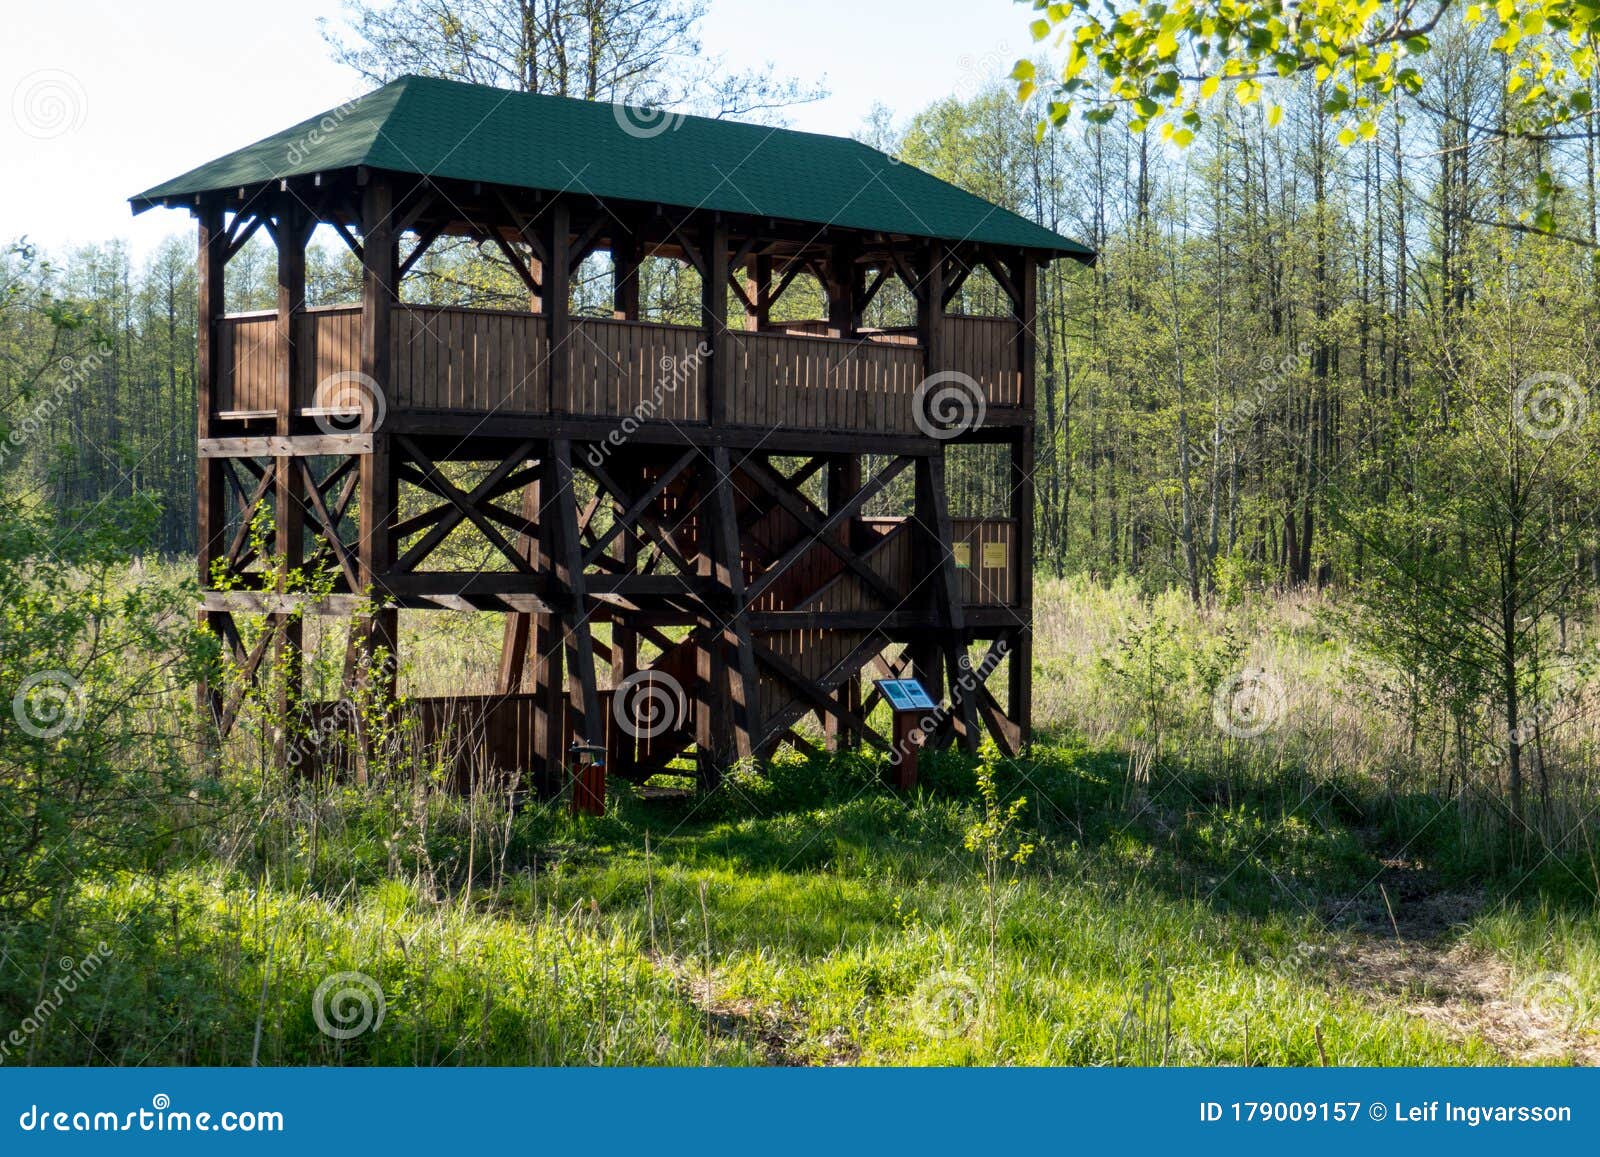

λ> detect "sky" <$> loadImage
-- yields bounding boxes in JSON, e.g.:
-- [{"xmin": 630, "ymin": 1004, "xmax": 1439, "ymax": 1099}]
[{"xmin": 3, "ymin": 0, "xmax": 1033, "ymax": 263}]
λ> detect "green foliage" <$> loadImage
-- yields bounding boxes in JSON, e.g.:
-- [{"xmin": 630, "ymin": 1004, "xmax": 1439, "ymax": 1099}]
[{"xmin": 1020, "ymin": 0, "xmax": 1600, "ymax": 145}]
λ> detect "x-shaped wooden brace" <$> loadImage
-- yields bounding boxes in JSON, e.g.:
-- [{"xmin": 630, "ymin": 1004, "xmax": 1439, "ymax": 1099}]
[{"xmin": 392, "ymin": 437, "xmax": 540, "ymax": 574}]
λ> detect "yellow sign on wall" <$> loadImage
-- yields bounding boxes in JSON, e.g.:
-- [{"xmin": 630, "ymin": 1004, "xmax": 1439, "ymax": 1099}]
[
  {"xmin": 951, "ymin": 543, "xmax": 971, "ymax": 568},
  {"xmin": 982, "ymin": 541, "xmax": 1007, "ymax": 569}
]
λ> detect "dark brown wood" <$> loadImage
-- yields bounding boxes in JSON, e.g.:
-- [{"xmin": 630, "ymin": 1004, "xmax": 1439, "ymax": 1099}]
[
  {"xmin": 703, "ymin": 217, "xmax": 730, "ymax": 425},
  {"xmin": 1010, "ymin": 254, "xmax": 1037, "ymax": 748},
  {"xmin": 189, "ymin": 177, "xmax": 1039, "ymax": 791},
  {"xmin": 272, "ymin": 200, "xmax": 310, "ymax": 755},
  {"xmin": 612, "ymin": 228, "xmax": 640, "ymax": 320},
  {"xmin": 552, "ymin": 438, "xmax": 604, "ymax": 750},
  {"xmin": 711, "ymin": 446, "xmax": 760, "ymax": 759},
  {"xmin": 196, "ymin": 203, "xmax": 229, "ymax": 752},
  {"xmin": 358, "ymin": 174, "xmax": 398, "ymax": 715},
  {"xmin": 544, "ymin": 201, "xmax": 572, "ymax": 414}
]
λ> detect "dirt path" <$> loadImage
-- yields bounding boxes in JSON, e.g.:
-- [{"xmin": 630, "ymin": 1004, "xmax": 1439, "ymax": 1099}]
[{"xmin": 1325, "ymin": 863, "xmax": 1599, "ymax": 1065}]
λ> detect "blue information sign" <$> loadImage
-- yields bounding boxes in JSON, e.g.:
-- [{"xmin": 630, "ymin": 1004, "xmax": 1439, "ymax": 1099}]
[{"xmin": 875, "ymin": 677, "xmax": 936, "ymax": 712}]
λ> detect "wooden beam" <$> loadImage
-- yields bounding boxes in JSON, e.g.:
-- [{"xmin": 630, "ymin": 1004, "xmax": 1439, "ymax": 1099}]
[
  {"xmin": 358, "ymin": 173, "xmax": 398, "ymax": 709},
  {"xmin": 392, "ymin": 436, "xmax": 537, "ymax": 573},
  {"xmin": 612, "ymin": 228, "xmax": 640, "ymax": 320},
  {"xmin": 196, "ymin": 202, "xmax": 228, "ymax": 756},
  {"xmin": 711, "ymin": 446, "xmax": 760, "ymax": 759},
  {"xmin": 200, "ymin": 434, "xmax": 374, "ymax": 458},
  {"xmin": 544, "ymin": 202, "xmax": 571, "ymax": 414},
  {"xmin": 739, "ymin": 455, "xmax": 902, "ymax": 610},
  {"xmin": 273, "ymin": 200, "xmax": 310, "ymax": 756},
  {"xmin": 921, "ymin": 452, "xmax": 980, "ymax": 752},
  {"xmin": 703, "ymin": 217, "xmax": 731, "ymax": 426},
  {"xmin": 580, "ymin": 447, "xmax": 695, "ymax": 567},
  {"xmin": 744, "ymin": 454, "xmax": 912, "ymax": 605},
  {"xmin": 552, "ymin": 439, "xmax": 604, "ymax": 751}
]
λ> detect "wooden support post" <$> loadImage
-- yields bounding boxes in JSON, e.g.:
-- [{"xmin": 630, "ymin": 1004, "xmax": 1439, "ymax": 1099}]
[
  {"xmin": 533, "ymin": 458, "xmax": 565, "ymax": 799},
  {"xmin": 828, "ymin": 237, "xmax": 860, "ymax": 337},
  {"xmin": 196, "ymin": 202, "xmax": 227, "ymax": 753},
  {"xmin": 608, "ymin": 454, "xmax": 641, "ymax": 780},
  {"xmin": 1010, "ymin": 254, "xmax": 1037, "ymax": 746},
  {"xmin": 711, "ymin": 446, "xmax": 760, "ymax": 760},
  {"xmin": 544, "ymin": 201, "xmax": 571, "ymax": 414},
  {"xmin": 919, "ymin": 452, "xmax": 980, "ymax": 752},
  {"xmin": 749, "ymin": 252, "xmax": 771, "ymax": 331},
  {"xmin": 919, "ymin": 240, "xmax": 946, "ymax": 372},
  {"xmin": 824, "ymin": 454, "xmax": 863, "ymax": 752},
  {"xmin": 272, "ymin": 200, "xmax": 308, "ymax": 761},
  {"xmin": 357, "ymin": 176, "xmax": 398, "ymax": 781},
  {"xmin": 612, "ymin": 229, "xmax": 640, "ymax": 321},
  {"xmin": 498, "ymin": 473, "xmax": 541, "ymax": 693},
  {"xmin": 703, "ymin": 217, "xmax": 730, "ymax": 425},
  {"xmin": 551, "ymin": 438, "xmax": 604, "ymax": 754}
]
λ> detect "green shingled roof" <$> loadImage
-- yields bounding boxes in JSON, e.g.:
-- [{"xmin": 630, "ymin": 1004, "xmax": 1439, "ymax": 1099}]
[{"xmin": 130, "ymin": 75, "xmax": 1093, "ymax": 260}]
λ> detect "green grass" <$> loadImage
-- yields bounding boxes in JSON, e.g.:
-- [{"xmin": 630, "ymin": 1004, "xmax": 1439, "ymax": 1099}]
[{"xmin": 3, "ymin": 739, "xmax": 1527, "ymax": 1066}]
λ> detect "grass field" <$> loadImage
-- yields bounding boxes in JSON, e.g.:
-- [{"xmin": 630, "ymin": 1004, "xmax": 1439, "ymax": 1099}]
[{"xmin": 6, "ymin": 577, "xmax": 1599, "ymax": 1066}]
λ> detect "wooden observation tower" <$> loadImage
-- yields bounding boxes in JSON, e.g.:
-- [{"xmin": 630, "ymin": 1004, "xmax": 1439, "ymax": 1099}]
[{"xmin": 131, "ymin": 76, "xmax": 1094, "ymax": 795}]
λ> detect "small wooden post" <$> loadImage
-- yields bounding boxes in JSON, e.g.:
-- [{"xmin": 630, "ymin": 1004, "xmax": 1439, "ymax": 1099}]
[{"xmin": 891, "ymin": 710, "xmax": 922, "ymax": 790}]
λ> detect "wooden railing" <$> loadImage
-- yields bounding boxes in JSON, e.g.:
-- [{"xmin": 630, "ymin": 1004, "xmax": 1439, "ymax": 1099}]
[
  {"xmin": 388, "ymin": 306, "xmax": 547, "ymax": 413},
  {"xmin": 946, "ymin": 315, "xmax": 1023, "ymax": 407},
  {"xmin": 215, "ymin": 306, "xmax": 1024, "ymax": 431},
  {"xmin": 727, "ymin": 330, "xmax": 925, "ymax": 432},
  {"xmin": 565, "ymin": 318, "xmax": 706, "ymax": 422}
]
